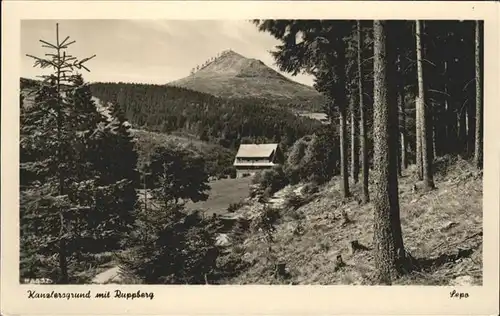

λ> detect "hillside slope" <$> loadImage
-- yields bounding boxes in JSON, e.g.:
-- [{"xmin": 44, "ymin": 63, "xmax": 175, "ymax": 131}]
[
  {"xmin": 88, "ymin": 81, "xmax": 322, "ymax": 147},
  {"xmin": 168, "ymin": 50, "xmax": 325, "ymax": 110},
  {"xmin": 20, "ymin": 78, "xmax": 236, "ymax": 178},
  {"xmin": 224, "ymin": 157, "xmax": 483, "ymax": 285}
]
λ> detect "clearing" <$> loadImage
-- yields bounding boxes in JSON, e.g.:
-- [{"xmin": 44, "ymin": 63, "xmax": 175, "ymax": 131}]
[{"xmin": 186, "ymin": 177, "xmax": 253, "ymax": 215}]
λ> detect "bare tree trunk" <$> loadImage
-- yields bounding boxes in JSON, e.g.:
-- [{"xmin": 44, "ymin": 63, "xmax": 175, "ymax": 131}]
[
  {"xmin": 372, "ymin": 20, "xmax": 407, "ymax": 285},
  {"xmin": 415, "ymin": 97, "xmax": 423, "ymax": 179},
  {"xmin": 144, "ymin": 171, "xmax": 148, "ymax": 211},
  {"xmin": 416, "ymin": 20, "xmax": 435, "ymax": 190},
  {"xmin": 467, "ymin": 100, "xmax": 476, "ymax": 158},
  {"xmin": 432, "ymin": 114, "xmax": 437, "ymax": 158},
  {"xmin": 357, "ymin": 20, "xmax": 369, "ymax": 203},
  {"xmin": 350, "ymin": 93, "xmax": 359, "ymax": 184},
  {"xmin": 458, "ymin": 104, "xmax": 467, "ymax": 155},
  {"xmin": 474, "ymin": 20, "xmax": 483, "ymax": 168},
  {"xmin": 443, "ymin": 60, "xmax": 450, "ymax": 154},
  {"xmin": 399, "ymin": 109, "xmax": 407, "ymax": 172},
  {"xmin": 340, "ymin": 106, "xmax": 350, "ymax": 197},
  {"xmin": 338, "ymin": 37, "xmax": 350, "ymax": 198},
  {"xmin": 396, "ymin": 53, "xmax": 407, "ymax": 174}
]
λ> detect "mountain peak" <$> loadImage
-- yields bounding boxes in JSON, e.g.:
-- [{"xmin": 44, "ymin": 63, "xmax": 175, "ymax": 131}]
[
  {"xmin": 184, "ymin": 49, "xmax": 283, "ymax": 80},
  {"xmin": 167, "ymin": 50, "xmax": 325, "ymax": 107},
  {"xmin": 220, "ymin": 49, "xmax": 245, "ymax": 59}
]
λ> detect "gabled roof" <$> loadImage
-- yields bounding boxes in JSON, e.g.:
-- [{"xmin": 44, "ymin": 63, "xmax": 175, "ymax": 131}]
[{"xmin": 235, "ymin": 143, "xmax": 279, "ymax": 158}]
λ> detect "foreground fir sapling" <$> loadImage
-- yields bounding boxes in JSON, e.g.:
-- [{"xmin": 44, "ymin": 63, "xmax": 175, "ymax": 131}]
[{"xmin": 20, "ymin": 23, "xmax": 138, "ymax": 283}]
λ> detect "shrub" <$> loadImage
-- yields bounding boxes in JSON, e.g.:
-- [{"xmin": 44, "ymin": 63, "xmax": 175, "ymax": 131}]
[
  {"xmin": 302, "ymin": 182, "xmax": 320, "ymax": 195},
  {"xmin": 214, "ymin": 250, "xmax": 250, "ymax": 282},
  {"xmin": 228, "ymin": 167, "xmax": 237, "ymax": 179},
  {"xmin": 227, "ymin": 201, "xmax": 245, "ymax": 213},
  {"xmin": 249, "ymin": 184, "xmax": 262, "ymax": 198},
  {"xmin": 253, "ymin": 166, "xmax": 288, "ymax": 196},
  {"xmin": 231, "ymin": 218, "xmax": 251, "ymax": 244},
  {"xmin": 251, "ymin": 171, "xmax": 263, "ymax": 185},
  {"xmin": 283, "ymin": 193, "xmax": 308, "ymax": 211},
  {"xmin": 283, "ymin": 127, "xmax": 338, "ymax": 185},
  {"xmin": 251, "ymin": 206, "xmax": 281, "ymax": 235},
  {"xmin": 119, "ymin": 206, "xmax": 221, "ymax": 284}
]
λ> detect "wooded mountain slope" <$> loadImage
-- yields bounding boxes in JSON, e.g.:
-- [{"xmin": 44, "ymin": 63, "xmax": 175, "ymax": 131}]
[{"xmin": 88, "ymin": 81, "xmax": 322, "ymax": 150}]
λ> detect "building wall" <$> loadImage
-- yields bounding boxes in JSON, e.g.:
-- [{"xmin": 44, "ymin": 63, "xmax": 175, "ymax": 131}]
[
  {"xmin": 235, "ymin": 157, "xmax": 271, "ymax": 164},
  {"xmin": 236, "ymin": 166, "xmax": 273, "ymax": 178}
]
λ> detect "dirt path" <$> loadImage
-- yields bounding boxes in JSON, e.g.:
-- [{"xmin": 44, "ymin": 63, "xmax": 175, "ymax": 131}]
[{"xmin": 91, "ymin": 266, "xmax": 122, "ymax": 284}]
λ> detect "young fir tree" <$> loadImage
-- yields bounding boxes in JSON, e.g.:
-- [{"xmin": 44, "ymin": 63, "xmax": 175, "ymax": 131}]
[
  {"xmin": 147, "ymin": 146, "xmax": 210, "ymax": 206},
  {"xmin": 20, "ymin": 24, "xmax": 137, "ymax": 283},
  {"xmin": 120, "ymin": 145, "xmax": 218, "ymax": 284},
  {"xmin": 78, "ymin": 95, "xmax": 140, "ymax": 251}
]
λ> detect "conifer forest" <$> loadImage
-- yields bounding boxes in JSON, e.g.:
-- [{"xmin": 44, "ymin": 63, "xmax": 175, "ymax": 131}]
[{"xmin": 20, "ymin": 19, "xmax": 483, "ymax": 285}]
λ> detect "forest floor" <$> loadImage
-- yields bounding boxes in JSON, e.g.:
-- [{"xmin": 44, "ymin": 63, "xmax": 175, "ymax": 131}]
[{"xmin": 227, "ymin": 156, "xmax": 483, "ymax": 285}]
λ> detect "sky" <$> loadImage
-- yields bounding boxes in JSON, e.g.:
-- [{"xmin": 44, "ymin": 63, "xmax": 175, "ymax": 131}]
[{"xmin": 21, "ymin": 20, "xmax": 315, "ymax": 87}]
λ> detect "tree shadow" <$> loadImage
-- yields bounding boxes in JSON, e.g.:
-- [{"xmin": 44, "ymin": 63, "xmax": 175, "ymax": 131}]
[{"xmin": 410, "ymin": 247, "xmax": 475, "ymax": 272}]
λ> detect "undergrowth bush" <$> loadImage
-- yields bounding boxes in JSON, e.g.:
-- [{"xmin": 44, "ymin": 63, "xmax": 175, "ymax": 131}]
[
  {"xmin": 283, "ymin": 127, "xmax": 338, "ymax": 185},
  {"xmin": 214, "ymin": 250, "xmax": 250, "ymax": 282},
  {"xmin": 231, "ymin": 218, "xmax": 251, "ymax": 243},
  {"xmin": 302, "ymin": 182, "xmax": 320, "ymax": 195},
  {"xmin": 252, "ymin": 165, "xmax": 288, "ymax": 196},
  {"xmin": 119, "ymin": 206, "xmax": 221, "ymax": 284},
  {"xmin": 283, "ymin": 193, "xmax": 309, "ymax": 211},
  {"xmin": 227, "ymin": 167, "xmax": 238, "ymax": 179},
  {"xmin": 227, "ymin": 200, "xmax": 245, "ymax": 213}
]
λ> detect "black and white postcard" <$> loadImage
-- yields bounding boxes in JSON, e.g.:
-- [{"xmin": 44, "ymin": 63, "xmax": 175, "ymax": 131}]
[{"xmin": 1, "ymin": 1, "xmax": 499, "ymax": 315}]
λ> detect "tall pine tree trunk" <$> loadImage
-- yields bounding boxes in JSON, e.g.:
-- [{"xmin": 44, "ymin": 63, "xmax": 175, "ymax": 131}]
[
  {"xmin": 415, "ymin": 98, "xmax": 423, "ymax": 179},
  {"xmin": 458, "ymin": 103, "xmax": 467, "ymax": 154},
  {"xmin": 350, "ymin": 92, "xmax": 359, "ymax": 184},
  {"xmin": 338, "ymin": 37, "xmax": 350, "ymax": 198},
  {"xmin": 416, "ymin": 20, "xmax": 435, "ymax": 190},
  {"xmin": 443, "ymin": 60, "xmax": 450, "ymax": 155},
  {"xmin": 447, "ymin": 65, "xmax": 460, "ymax": 155},
  {"xmin": 474, "ymin": 20, "xmax": 483, "ymax": 168},
  {"xmin": 467, "ymin": 94, "xmax": 476, "ymax": 158},
  {"xmin": 372, "ymin": 20, "xmax": 406, "ymax": 285},
  {"xmin": 432, "ymin": 115, "xmax": 437, "ymax": 158},
  {"xmin": 340, "ymin": 104, "xmax": 350, "ymax": 197},
  {"xmin": 396, "ymin": 53, "xmax": 407, "ymax": 174},
  {"xmin": 357, "ymin": 20, "xmax": 369, "ymax": 203}
]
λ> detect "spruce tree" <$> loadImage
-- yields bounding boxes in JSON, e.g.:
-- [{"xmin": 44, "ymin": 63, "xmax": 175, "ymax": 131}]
[
  {"xmin": 20, "ymin": 23, "xmax": 137, "ymax": 283},
  {"xmin": 253, "ymin": 19, "xmax": 353, "ymax": 198},
  {"xmin": 21, "ymin": 24, "xmax": 95, "ymax": 283},
  {"xmin": 120, "ymin": 145, "xmax": 218, "ymax": 284},
  {"xmin": 69, "ymin": 84, "xmax": 139, "ymax": 251},
  {"xmin": 146, "ymin": 146, "xmax": 210, "ymax": 206}
]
